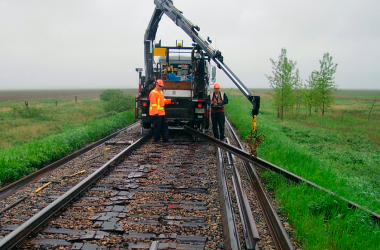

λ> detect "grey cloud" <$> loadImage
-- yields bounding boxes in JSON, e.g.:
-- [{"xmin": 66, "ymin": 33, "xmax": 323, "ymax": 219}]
[{"xmin": 0, "ymin": 0, "xmax": 379, "ymax": 90}]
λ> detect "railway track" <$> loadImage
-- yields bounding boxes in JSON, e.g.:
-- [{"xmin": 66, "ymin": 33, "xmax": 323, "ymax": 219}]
[
  {"xmin": 0, "ymin": 122, "xmax": 142, "ymax": 200},
  {"xmin": 0, "ymin": 121, "xmax": 297, "ymax": 249},
  {"xmin": 2, "ymin": 118, "xmax": 377, "ymax": 249}
]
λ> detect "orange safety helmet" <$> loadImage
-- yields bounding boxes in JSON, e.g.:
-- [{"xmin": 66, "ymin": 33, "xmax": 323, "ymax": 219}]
[
  {"xmin": 213, "ymin": 83, "xmax": 220, "ymax": 89},
  {"xmin": 156, "ymin": 79, "xmax": 164, "ymax": 87}
]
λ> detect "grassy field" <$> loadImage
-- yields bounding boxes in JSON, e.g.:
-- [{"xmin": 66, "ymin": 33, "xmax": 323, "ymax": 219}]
[
  {"xmin": 0, "ymin": 89, "xmax": 137, "ymax": 149},
  {"xmin": 0, "ymin": 89, "xmax": 137, "ymax": 185},
  {"xmin": 225, "ymin": 88, "xmax": 380, "ymax": 249}
]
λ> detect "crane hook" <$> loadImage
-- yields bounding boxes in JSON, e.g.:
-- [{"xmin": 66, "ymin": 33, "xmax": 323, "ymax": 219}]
[{"xmin": 246, "ymin": 115, "xmax": 265, "ymax": 158}]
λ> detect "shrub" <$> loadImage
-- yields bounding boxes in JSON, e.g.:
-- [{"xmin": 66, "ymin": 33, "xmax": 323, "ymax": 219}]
[
  {"xmin": 12, "ymin": 106, "xmax": 43, "ymax": 118},
  {"xmin": 100, "ymin": 89, "xmax": 124, "ymax": 101},
  {"xmin": 100, "ymin": 89, "xmax": 134, "ymax": 113}
]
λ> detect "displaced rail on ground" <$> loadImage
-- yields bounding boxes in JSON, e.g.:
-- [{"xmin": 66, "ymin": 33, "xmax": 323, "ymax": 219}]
[
  {"xmin": 184, "ymin": 124, "xmax": 380, "ymax": 225},
  {"xmin": 186, "ymin": 123, "xmax": 294, "ymax": 250}
]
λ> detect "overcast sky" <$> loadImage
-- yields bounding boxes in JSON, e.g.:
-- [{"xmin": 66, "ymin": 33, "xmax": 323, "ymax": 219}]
[{"xmin": 0, "ymin": 0, "xmax": 379, "ymax": 90}]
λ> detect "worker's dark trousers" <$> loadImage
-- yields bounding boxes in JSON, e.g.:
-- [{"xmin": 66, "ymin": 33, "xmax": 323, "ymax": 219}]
[
  {"xmin": 211, "ymin": 112, "xmax": 225, "ymax": 140},
  {"xmin": 152, "ymin": 115, "xmax": 169, "ymax": 142}
]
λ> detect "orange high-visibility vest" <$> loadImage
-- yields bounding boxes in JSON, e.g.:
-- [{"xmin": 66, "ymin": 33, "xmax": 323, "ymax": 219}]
[
  {"xmin": 210, "ymin": 91, "xmax": 225, "ymax": 113},
  {"xmin": 149, "ymin": 87, "xmax": 171, "ymax": 116}
]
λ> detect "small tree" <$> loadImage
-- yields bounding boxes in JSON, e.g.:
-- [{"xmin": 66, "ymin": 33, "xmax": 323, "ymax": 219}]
[
  {"xmin": 309, "ymin": 53, "xmax": 338, "ymax": 115},
  {"xmin": 266, "ymin": 48, "xmax": 301, "ymax": 120},
  {"xmin": 293, "ymin": 79, "xmax": 303, "ymax": 114},
  {"xmin": 304, "ymin": 75, "xmax": 318, "ymax": 115}
]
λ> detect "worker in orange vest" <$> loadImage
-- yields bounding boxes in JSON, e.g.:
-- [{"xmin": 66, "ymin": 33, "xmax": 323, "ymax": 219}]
[
  {"xmin": 149, "ymin": 79, "xmax": 175, "ymax": 142},
  {"xmin": 207, "ymin": 83, "xmax": 228, "ymax": 141}
]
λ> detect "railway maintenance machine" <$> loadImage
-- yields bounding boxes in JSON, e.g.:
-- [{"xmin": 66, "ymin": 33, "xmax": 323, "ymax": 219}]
[{"xmin": 135, "ymin": 0, "xmax": 263, "ymax": 155}]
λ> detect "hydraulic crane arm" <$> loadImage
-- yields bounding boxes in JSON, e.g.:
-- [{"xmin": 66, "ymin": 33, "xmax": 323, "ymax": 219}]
[
  {"xmin": 153, "ymin": 0, "xmax": 260, "ymax": 116},
  {"xmin": 144, "ymin": 8, "xmax": 164, "ymax": 86},
  {"xmin": 146, "ymin": 0, "xmax": 264, "ymax": 156}
]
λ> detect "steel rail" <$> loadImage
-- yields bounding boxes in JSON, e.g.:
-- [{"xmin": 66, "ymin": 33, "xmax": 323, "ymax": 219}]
[
  {"xmin": 0, "ymin": 131, "xmax": 152, "ymax": 250},
  {"xmin": 225, "ymin": 137, "xmax": 260, "ymax": 250},
  {"xmin": 216, "ymin": 146, "xmax": 241, "ymax": 250},
  {"xmin": 0, "ymin": 122, "xmax": 140, "ymax": 200},
  {"xmin": 225, "ymin": 120, "xmax": 293, "ymax": 250},
  {"xmin": 184, "ymin": 125, "xmax": 380, "ymax": 225}
]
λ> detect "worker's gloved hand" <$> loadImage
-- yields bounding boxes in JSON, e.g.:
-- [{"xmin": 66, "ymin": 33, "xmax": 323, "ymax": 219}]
[
  {"xmin": 211, "ymin": 102, "xmax": 216, "ymax": 106},
  {"xmin": 171, "ymin": 98, "xmax": 176, "ymax": 103},
  {"xmin": 217, "ymin": 101, "xmax": 222, "ymax": 105},
  {"xmin": 154, "ymin": 114, "xmax": 159, "ymax": 116}
]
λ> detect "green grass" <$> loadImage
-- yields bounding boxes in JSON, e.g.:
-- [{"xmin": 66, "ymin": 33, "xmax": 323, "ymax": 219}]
[
  {"xmin": 224, "ymin": 88, "xmax": 380, "ymax": 249},
  {"xmin": 0, "ymin": 110, "xmax": 136, "ymax": 185},
  {"xmin": 0, "ymin": 98, "xmax": 104, "ymax": 149},
  {"xmin": 269, "ymin": 174, "xmax": 380, "ymax": 249},
  {"xmin": 0, "ymin": 91, "xmax": 137, "ymax": 186}
]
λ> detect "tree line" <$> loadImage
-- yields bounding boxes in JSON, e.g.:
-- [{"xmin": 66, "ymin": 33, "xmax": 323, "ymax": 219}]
[{"xmin": 266, "ymin": 48, "xmax": 338, "ymax": 120}]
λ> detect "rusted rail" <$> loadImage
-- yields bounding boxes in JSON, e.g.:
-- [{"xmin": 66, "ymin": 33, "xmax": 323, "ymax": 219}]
[
  {"xmin": 184, "ymin": 124, "xmax": 380, "ymax": 225},
  {"xmin": 225, "ymin": 121, "xmax": 293, "ymax": 250},
  {"xmin": 0, "ymin": 122, "xmax": 140, "ymax": 200},
  {"xmin": 225, "ymin": 138, "xmax": 260, "ymax": 249},
  {"xmin": 216, "ymin": 146, "xmax": 241, "ymax": 249},
  {"xmin": 0, "ymin": 129, "xmax": 246, "ymax": 249},
  {"xmin": 0, "ymin": 132, "xmax": 151, "ymax": 249}
]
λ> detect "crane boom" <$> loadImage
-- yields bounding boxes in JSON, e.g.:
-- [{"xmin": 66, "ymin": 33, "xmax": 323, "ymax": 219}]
[
  {"xmin": 152, "ymin": 0, "xmax": 260, "ymax": 116},
  {"xmin": 140, "ymin": 0, "xmax": 264, "ymax": 156}
]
